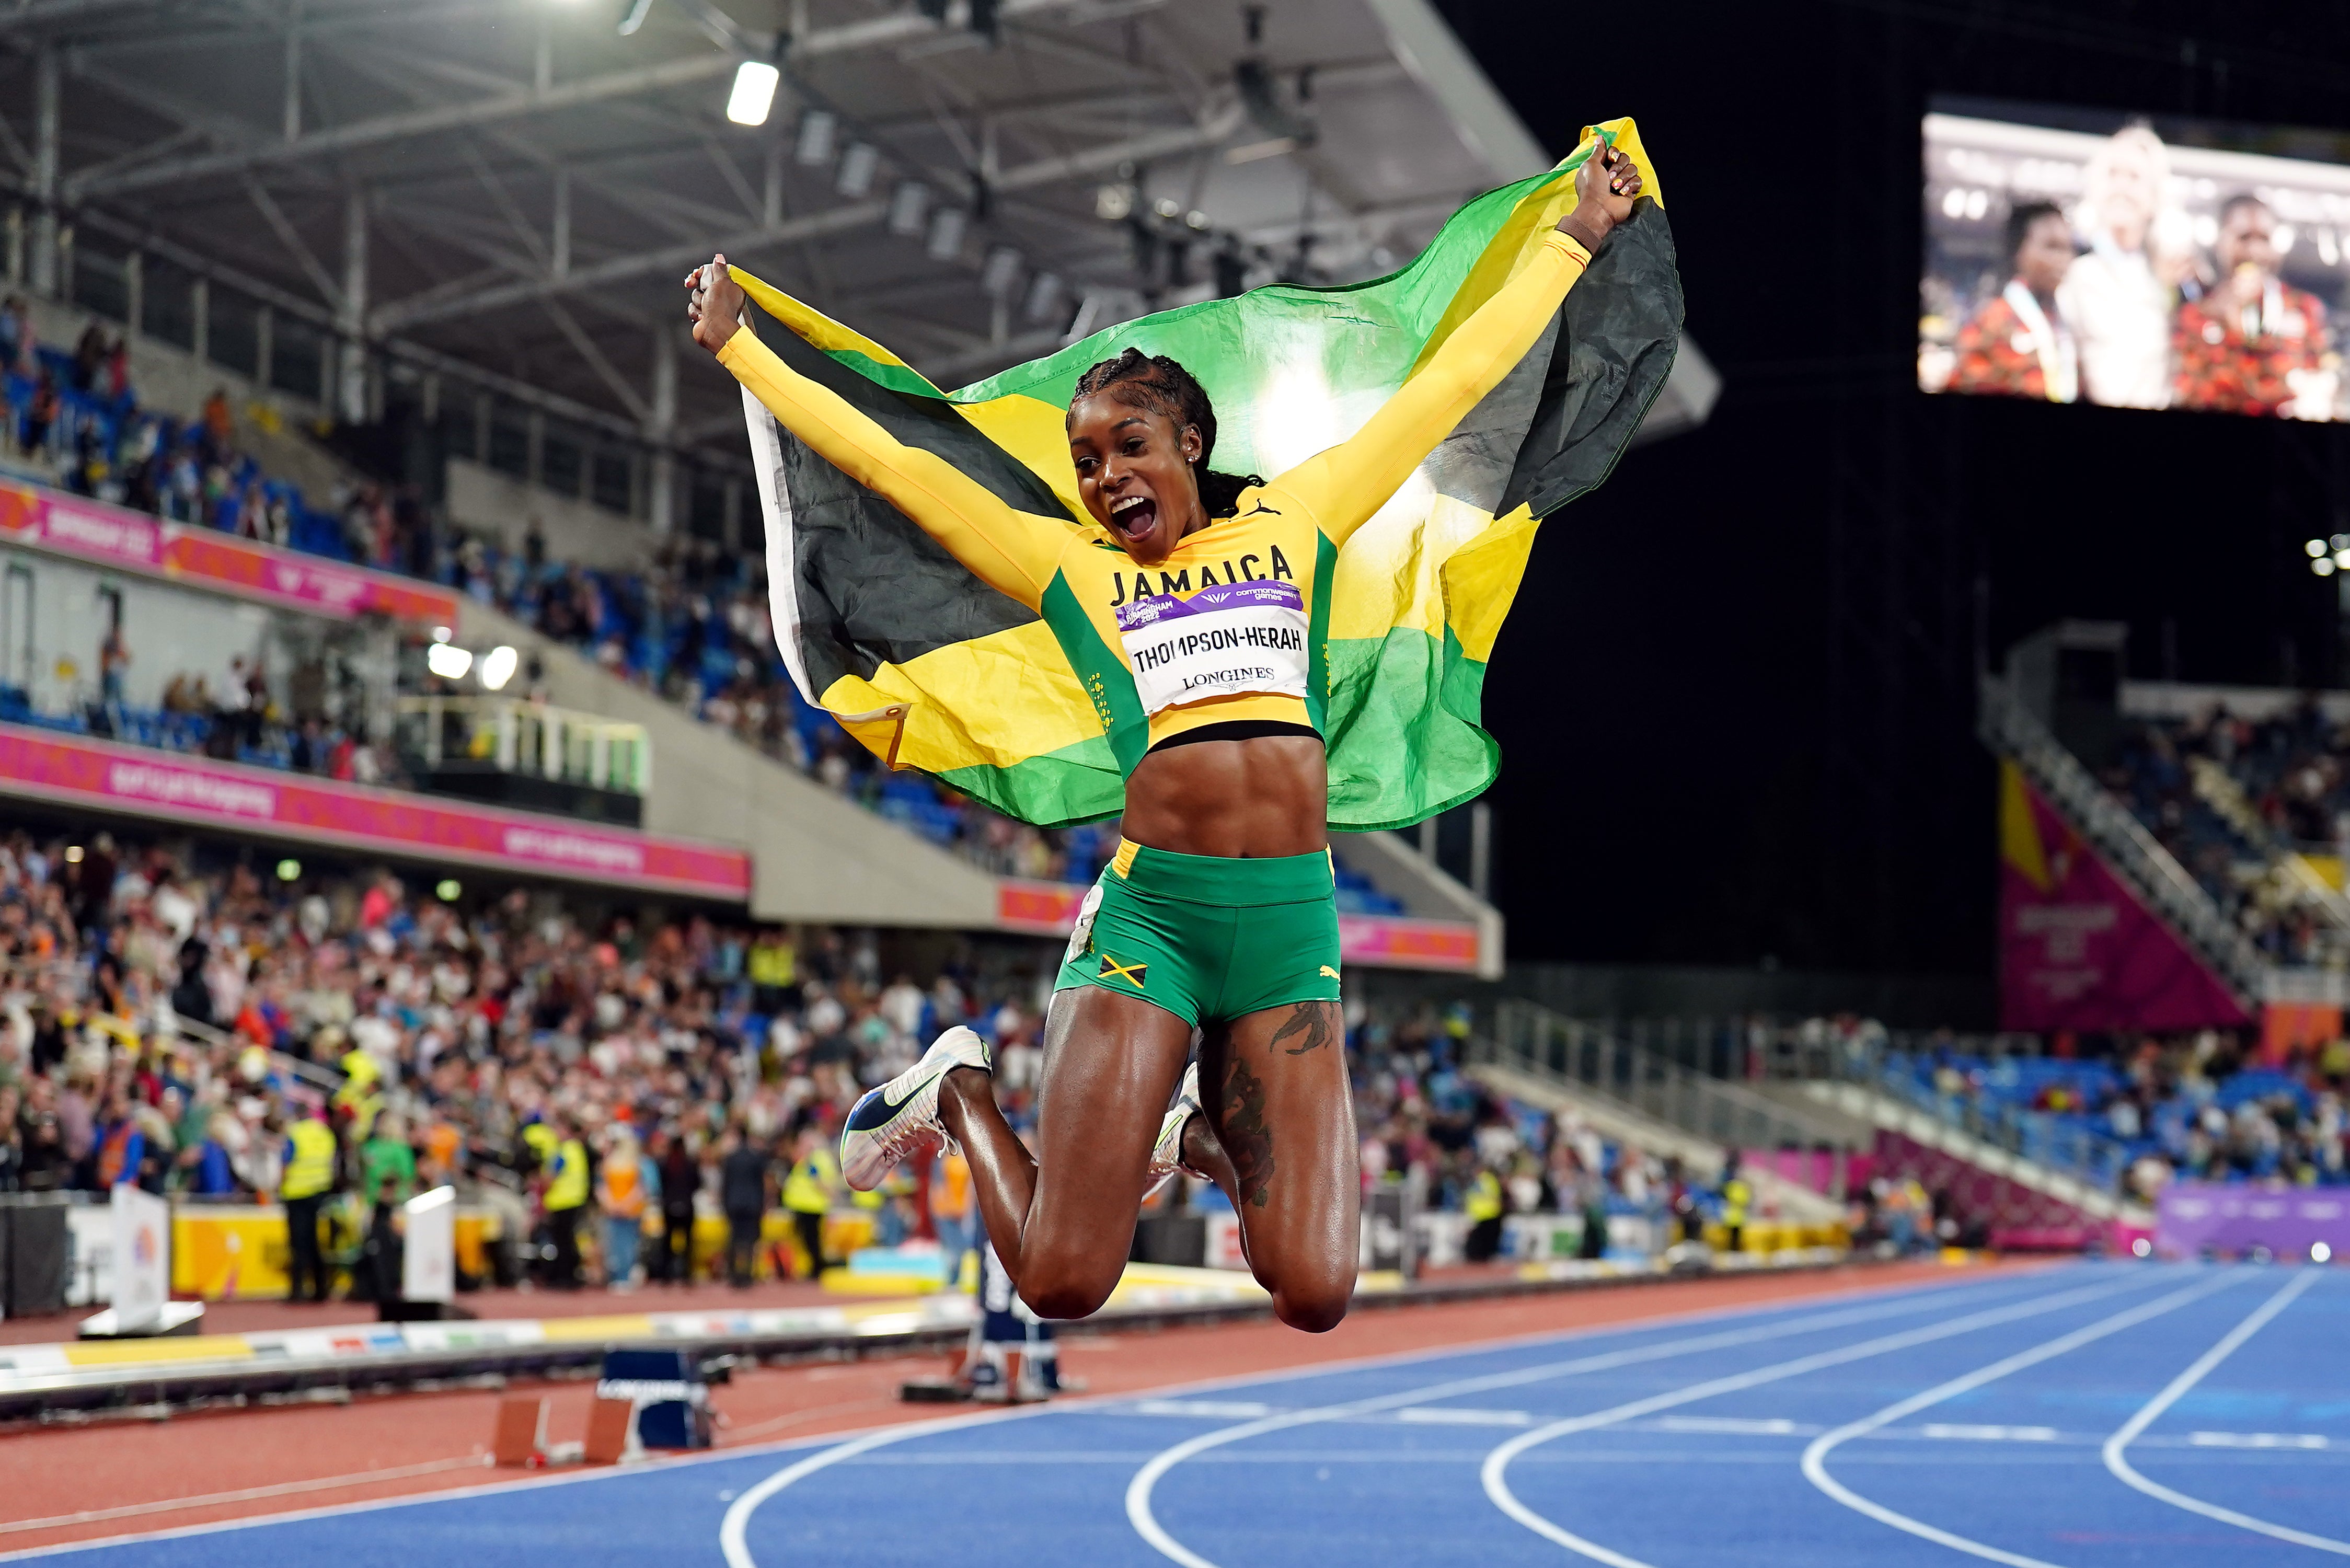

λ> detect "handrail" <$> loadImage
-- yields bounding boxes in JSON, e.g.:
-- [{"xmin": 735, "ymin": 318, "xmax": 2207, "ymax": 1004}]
[
  {"xmin": 1979, "ymin": 674, "xmax": 2267, "ymax": 998},
  {"xmin": 1486, "ymin": 998, "xmax": 2140, "ymax": 1200},
  {"xmin": 1486, "ymin": 1000, "xmax": 1859, "ymax": 1155}
]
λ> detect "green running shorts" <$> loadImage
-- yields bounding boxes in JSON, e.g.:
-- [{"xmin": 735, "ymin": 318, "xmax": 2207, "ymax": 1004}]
[{"xmin": 1054, "ymin": 838, "xmax": 1342, "ymax": 1027}]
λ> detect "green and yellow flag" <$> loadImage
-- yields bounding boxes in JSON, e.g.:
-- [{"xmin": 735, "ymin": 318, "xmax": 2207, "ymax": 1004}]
[{"xmin": 735, "ymin": 119, "xmax": 1680, "ymax": 831}]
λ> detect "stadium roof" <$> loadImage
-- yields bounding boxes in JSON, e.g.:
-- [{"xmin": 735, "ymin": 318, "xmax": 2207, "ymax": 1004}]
[{"xmin": 0, "ymin": 0, "xmax": 1713, "ymax": 464}]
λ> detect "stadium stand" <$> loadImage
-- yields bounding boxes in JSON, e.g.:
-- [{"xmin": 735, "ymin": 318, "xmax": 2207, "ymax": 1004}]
[{"xmin": 0, "ymin": 822, "xmax": 1534, "ymax": 1298}]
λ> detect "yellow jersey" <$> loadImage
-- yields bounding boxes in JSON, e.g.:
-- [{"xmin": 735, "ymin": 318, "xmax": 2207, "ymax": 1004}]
[{"xmin": 717, "ymin": 229, "xmax": 1593, "ymax": 775}]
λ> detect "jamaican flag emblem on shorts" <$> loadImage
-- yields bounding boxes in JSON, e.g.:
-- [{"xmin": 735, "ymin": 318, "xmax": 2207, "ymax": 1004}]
[{"xmin": 1097, "ymin": 953, "xmax": 1148, "ymax": 991}]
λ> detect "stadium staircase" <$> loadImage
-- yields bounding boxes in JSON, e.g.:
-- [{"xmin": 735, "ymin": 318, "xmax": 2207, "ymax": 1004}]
[{"xmin": 1978, "ymin": 672, "xmax": 2270, "ymax": 1006}]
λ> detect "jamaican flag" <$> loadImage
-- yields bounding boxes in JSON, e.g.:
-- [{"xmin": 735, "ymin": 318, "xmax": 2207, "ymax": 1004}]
[{"xmin": 736, "ymin": 118, "xmax": 1679, "ymax": 831}]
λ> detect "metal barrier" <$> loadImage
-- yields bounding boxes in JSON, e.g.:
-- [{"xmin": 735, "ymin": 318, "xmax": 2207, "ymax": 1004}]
[
  {"xmin": 1484, "ymin": 1001, "xmax": 1861, "ymax": 1165},
  {"xmin": 1484, "ymin": 1001, "xmax": 2140, "ymax": 1200}
]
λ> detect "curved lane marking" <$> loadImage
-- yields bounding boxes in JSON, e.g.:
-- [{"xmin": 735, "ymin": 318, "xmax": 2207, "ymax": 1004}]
[
  {"xmin": 2102, "ymin": 1269, "xmax": 2348, "ymax": 1556},
  {"xmin": 1128, "ymin": 1271, "xmax": 2130, "ymax": 1568},
  {"xmin": 1796, "ymin": 1270, "xmax": 2244, "ymax": 1568},
  {"xmin": 1480, "ymin": 1271, "xmax": 2184, "ymax": 1568}
]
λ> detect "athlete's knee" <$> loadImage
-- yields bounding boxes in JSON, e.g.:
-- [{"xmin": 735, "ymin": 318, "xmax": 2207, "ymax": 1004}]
[
  {"xmin": 1269, "ymin": 1257, "xmax": 1355, "ymax": 1334},
  {"xmin": 1273, "ymin": 1280, "xmax": 1351, "ymax": 1334},
  {"xmin": 1016, "ymin": 1247, "xmax": 1121, "ymax": 1321}
]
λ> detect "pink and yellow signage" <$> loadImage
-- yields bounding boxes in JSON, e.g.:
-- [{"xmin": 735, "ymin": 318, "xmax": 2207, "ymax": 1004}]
[
  {"xmin": 1997, "ymin": 759, "xmax": 2251, "ymax": 1032},
  {"xmin": 0, "ymin": 482, "xmax": 459, "ymax": 624},
  {"xmin": 0, "ymin": 724, "xmax": 751, "ymax": 900},
  {"xmin": 995, "ymin": 878, "xmax": 1483, "ymax": 973}
]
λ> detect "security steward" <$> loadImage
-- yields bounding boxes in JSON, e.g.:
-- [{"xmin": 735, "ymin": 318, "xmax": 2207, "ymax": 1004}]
[
  {"xmin": 278, "ymin": 1109, "xmax": 341, "ymax": 1302},
  {"xmin": 542, "ymin": 1117, "xmax": 592, "ymax": 1289},
  {"xmin": 1464, "ymin": 1163, "xmax": 1506, "ymax": 1263},
  {"xmin": 781, "ymin": 1125, "xmax": 840, "ymax": 1281},
  {"xmin": 1720, "ymin": 1160, "xmax": 1752, "ymax": 1255}
]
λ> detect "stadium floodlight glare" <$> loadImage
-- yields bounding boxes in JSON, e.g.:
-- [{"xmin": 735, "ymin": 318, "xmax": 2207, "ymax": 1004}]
[
  {"xmin": 2334, "ymin": 534, "xmax": 2350, "ymax": 551},
  {"xmin": 2334, "ymin": 548, "xmax": 2350, "ymax": 569},
  {"xmin": 836, "ymin": 142, "xmax": 879, "ymax": 198},
  {"xmin": 925, "ymin": 206, "xmax": 966, "ymax": 261},
  {"xmin": 436, "ymin": 879, "xmax": 463, "ymax": 902},
  {"xmin": 2131, "ymin": 1236, "xmax": 2152, "ymax": 1258},
  {"xmin": 426, "ymin": 641, "xmax": 475, "ymax": 680},
  {"xmin": 2309, "ymin": 539, "xmax": 2329, "ymax": 558},
  {"xmin": 2316, "ymin": 1241, "xmax": 2334, "ymax": 1263},
  {"xmin": 275, "ymin": 858, "xmax": 301, "ymax": 882},
  {"xmin": 727, "ymin": 60, "xmax": 781, "ymax": 127},
  {"xmin": 2316, "ymin": 558, "xmax": 2337, "ymax": 578},
  {"xmin": 479, "ymin": 644, "xmax": 520, "ymax": 691},
  {"xmin": 796, "ymin": 109, "xmax": 837, "ymax": 166},
  {"xmin": 888, "ymin": 180, "xmax": 930, "ymax": 236}
]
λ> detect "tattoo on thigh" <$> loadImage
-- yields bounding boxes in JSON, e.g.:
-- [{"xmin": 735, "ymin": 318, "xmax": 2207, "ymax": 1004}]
[
  {"xmin": 1221, "ymin": 1056, "xmax": 1276, "ymax": 1208},
  {"xmin": 1269, "ymin": 1001, "xmax": 1335, "ymax": 1056}
]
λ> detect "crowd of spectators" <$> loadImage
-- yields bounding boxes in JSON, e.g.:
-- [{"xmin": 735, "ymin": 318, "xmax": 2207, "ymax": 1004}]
[
  {"xmin": 2111, "ymin": 701, "xmax": 2350, "ymax": 965},
  {"xmin": 0, "ymin": 816, "xmax": 1731, "ymax": 1303},
  {"xmin": 0, "ymin": 823, "xmax": 1068, "ymax": 1289},
  {"xmin": 1890, "ymin": 1028, "xmax": 2349, "ymax": 1202}
]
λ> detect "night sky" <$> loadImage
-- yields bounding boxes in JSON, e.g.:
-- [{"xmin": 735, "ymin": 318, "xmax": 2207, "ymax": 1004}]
[{"xmin": 1431, "ymin": 1, "xmax": 2350, "ymax": 976}]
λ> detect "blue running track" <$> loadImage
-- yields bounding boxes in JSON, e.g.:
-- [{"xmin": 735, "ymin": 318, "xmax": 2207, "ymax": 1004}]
[{"xmin": 13, "ymin": 1262, "xmax": 2346, "ymax": 1568}]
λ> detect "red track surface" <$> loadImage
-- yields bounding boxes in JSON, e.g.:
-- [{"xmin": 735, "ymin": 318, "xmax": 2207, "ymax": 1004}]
[{"xmin": 0, "ymin": 1259, "xmax": 2042, "ymax": 1556}]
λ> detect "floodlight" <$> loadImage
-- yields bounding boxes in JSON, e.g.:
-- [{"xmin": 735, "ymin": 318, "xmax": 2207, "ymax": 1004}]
[
  {"xmin": 276, "ymin": 858, "xmax": 301, "ymax": 881},
  {"xmin": 796, "ymin": 109, "xmax": 837, "ymax": 166},
  {"xmin": 2315, "ymin": 1241, "xmax": 2334, "ymax": 1263},
  {"xmin": 480, "ymin": 645, "xmax": 520, "ymax": 691},
  {"xmin": 436, "ymin": 879, "xmax": 463, "ymax": 902},
  {"xmin": 2308, "ymin": 539, "xmax": 2328, "ymax": 558},
  {"xmin": 2316, "ymin": 558, "xmax": 2337, "ymax": 578},
  {"xmin": 426, "ymin": 642, "xmax": 474, "ymax": 679},
  {"xmin": 889, "ymin": 181, "xmax": 930, "ymax": 236},
  {"xmin": 925, "ymin": 206, "xmax": 966, "ymax": 261},
  {"xmin": 836, "ymin": 142, "xmax": 879, "ymax": 198},
  {"xmin": 727, "ymin": 61, "xmax": 781, "ymax": 128},
  {"xmin": 981, "ymin": 247, "xmax": 1022, "ymax": 297}
]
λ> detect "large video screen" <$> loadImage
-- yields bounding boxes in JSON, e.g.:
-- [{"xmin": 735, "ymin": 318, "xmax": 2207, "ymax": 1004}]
[{"xmin": 1920, "ymin": 99, "xmax": 2350, "ymax": 418}]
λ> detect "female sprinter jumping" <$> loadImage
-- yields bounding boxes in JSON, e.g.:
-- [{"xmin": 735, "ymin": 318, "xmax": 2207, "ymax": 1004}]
[{"xmin": 686, "ymin": 142, "xmax": 1644, "ymax": 1333}]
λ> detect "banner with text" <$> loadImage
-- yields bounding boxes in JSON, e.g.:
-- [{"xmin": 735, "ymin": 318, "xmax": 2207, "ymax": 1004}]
[
  {"xmin": 0, "ymin": 723, "xmax": 751, "ymax": 900},
  {"xmin": 0, "ymin": 480, "xmax": 458, "ymax": 624},
  {"xmin": 1998, "ymin": 759, "xmax": 2251, "ymax": 1031}
]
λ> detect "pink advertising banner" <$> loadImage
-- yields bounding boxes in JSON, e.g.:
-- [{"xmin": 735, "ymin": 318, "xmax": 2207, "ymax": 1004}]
[
  {"xmin": 1997, "ymin": 760, "xmax": 2251, "ymax": 1032},
  {"xmin": 0, "ymin": 723, "xmax": 751, "ymax": 900},
  {"xmin": 0, "ymin": 481, "xmax": 459, "ymax": 625},
  {"xmin": 995, "ymin": 879, "xmax": 1483, "ymax": 972}
]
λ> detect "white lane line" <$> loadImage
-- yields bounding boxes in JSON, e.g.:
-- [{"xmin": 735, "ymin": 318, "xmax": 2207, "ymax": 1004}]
[
  {"xmin": 718, "ymin": 1406, "xmax": 1049, "ymax": 1568},
  {"xmin": 715, "ymin": 1267, "xmax": 2040, "ymax": 1568},
  {"xmin": 2101, "ymin": 1269, "xmax": 2350, "ymax": 1555},
  {"xmin": 1797, "ymin": 1270, "xmax": 2244, "ymax": 1568},
  {"xmin": 1123, "ymin": 1272, "xmax": 2102, "ymax": 1568},
  {"xmin": 1919, "ymin": 1424, "xmax": 2060, "ymax": 1443},
  {"xmin": 1396, "ymin": 1408, "xmax": 1535, "ymax": 1427},
  {"xmin": 2188, "ymin": 1431, "xmax": 2331, "ymax": 1450},
  {"xmin": 1479, "ymin": 1272, "xmax": 2190, "ymax": 1568}
]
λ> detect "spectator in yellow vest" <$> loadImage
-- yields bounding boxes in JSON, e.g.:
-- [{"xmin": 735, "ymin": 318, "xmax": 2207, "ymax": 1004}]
[
  {"xmin": 1464, "ymin": 1166, "xmax": 1506, "ymax": 1262},
  {"xmin": 277, "ymin": 1109, "xmax": 340, "ymax": 1302},
  {"xmin": 781, "ymin": 1124, "xmax": 839, "ymax": 1282},
  {"xmin": 542, "ymin": 1116, "xmax": 591, "ymax": 1290}
]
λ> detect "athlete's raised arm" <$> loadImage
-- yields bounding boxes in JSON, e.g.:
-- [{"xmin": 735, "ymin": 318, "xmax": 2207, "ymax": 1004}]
[
  {"xmin": 687, "ymin": 256, "xmax": 1061, "ymax": 610},
  {"xmin": 1273, "ymin": 141, "xmax": 1645, "ymax": 545}
]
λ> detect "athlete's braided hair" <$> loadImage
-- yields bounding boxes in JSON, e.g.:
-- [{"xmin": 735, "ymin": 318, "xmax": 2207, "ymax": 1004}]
[{"xmin": 1069, "ymin": 348, "xmax": 1263, "ymax": 517}]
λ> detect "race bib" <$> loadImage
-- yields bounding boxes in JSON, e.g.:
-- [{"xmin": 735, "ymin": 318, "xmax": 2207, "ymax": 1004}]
[{"xmin": 1115, "ymin": 580, "xmax": 1309, "ymax": 716}]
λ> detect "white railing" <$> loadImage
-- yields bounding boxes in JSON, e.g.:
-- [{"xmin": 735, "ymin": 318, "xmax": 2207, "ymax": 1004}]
[{"xmin": 395, "ymin": 693, "xmax": 650, "ymax": 795}]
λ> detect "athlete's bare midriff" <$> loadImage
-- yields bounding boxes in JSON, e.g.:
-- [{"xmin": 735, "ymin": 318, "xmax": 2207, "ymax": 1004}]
[{"xmin": 1121, "ymin": 733, "xmax": 1329, "ymax": 859}]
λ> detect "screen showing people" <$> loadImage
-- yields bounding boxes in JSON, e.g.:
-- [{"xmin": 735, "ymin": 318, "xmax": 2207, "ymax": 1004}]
[{"xmin": 1921, "ymin": 99, "xmax": 2349, "ymax": 419}]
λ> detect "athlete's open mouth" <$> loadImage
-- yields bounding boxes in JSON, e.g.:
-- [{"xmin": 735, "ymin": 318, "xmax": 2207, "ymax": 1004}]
[{"xmin": 1108, "ymin": 493, "xmax": 1157, "ymax": 542}]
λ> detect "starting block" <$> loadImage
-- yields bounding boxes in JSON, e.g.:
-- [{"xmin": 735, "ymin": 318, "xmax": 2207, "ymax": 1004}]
[{"xmin": 491, "ymin": 1348, "xmax": 712, "ymax": 1469}]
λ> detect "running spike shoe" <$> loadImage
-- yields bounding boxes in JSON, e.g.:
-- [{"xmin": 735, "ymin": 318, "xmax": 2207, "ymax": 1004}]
[
  {"xmin": 842, "ymin": 1025, "xmax": 992, "ymax": 1192},
  {"xmin": 1143, "ymin": 1059, "xmax": 1205, "ymax": 1202}
]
